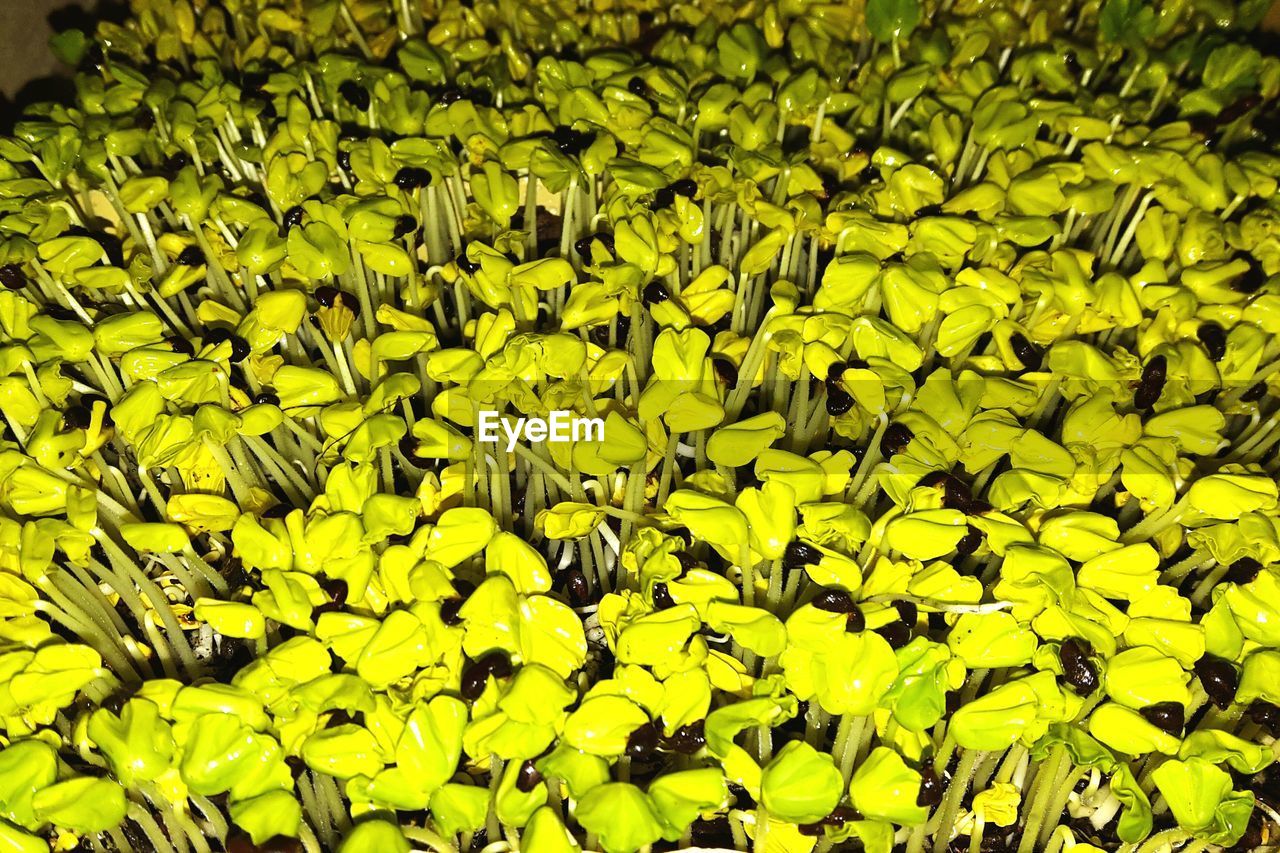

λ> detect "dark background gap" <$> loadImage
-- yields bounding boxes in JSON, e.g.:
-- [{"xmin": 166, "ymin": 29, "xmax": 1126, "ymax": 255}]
[{"xmin": 0, "ymin": 1, "xmax": 127, "ymax": 132}]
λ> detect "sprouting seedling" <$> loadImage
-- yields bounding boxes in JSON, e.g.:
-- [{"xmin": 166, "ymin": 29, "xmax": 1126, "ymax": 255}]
[
  {"xmin": 1098, "ymin": 0, "xmax": 1157, "ymax": 46},
  {"xmin": 865, "ymin": 0, "xmax": 922, "ymax": 68},
  {"xmin": 2, "ymin": 0, "xmax": 1280, "ymax": 851}
]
